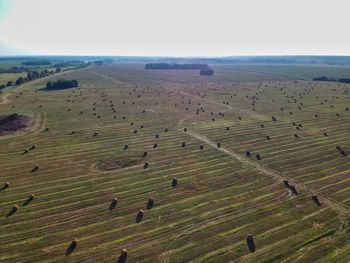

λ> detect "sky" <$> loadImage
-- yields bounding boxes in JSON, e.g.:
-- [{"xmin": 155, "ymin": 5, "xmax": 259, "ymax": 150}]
[{"xmin": 0, "ymin": 0, "xmax": 350, "ymax": 56}]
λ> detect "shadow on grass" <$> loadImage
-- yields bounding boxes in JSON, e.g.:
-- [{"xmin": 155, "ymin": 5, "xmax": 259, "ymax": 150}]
[
  {"xmin": 118, "ymin": 255, "xmax": 127, "ymax": 263},
  {"xmin": 65, "ymin": 243, "xmax": 77, "ymax": 256}
]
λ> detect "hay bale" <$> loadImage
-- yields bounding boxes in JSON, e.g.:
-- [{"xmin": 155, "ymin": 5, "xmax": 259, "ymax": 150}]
[
  {"xmin": 312, "ymin": 195, "xmax": 321, "ymax": 206},
  {"xmin": 3, "ymin": 182, "xmax": 10, "ymax": 189},
  {"xmin": 29, "ymin": 145, "xmax": 36, "ymax": 151},
  {"xmin": 31, "ymin": 165, "xmax": 39, "ymax": 173},
  {"xmin": 136, "ymin": 209, "xmax": 144, "ymax": 222},
  {"xmin": 147, "ymin": 197, "xmax": 154, "ymax": 209},
  {"xmin": 172, "ymin": 177, "xmax": 178, "ymax": 187},
  {"xmin": 11, "ymin": 205, "xmax": 19, "ymax": 213},
  {"xmin": 246, "ymin": 234, "xmax": 255, "ymax": 252},
  {"xmin": 120, "ymin": 248, "xmax": 128, "ymax": 257},
  {"xmin": 71, "ymin": 239, "xmax": 78, "ymax": 247}
]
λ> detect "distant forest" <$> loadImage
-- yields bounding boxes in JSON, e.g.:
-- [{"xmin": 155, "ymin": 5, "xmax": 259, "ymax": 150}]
[
  {"xmin": 145, "ymin": 63, "xmax": 210, "ymax": 70},
  {"xmin": 22, "ymin": 60, "xmax": 51, "ymax": 66},
  {"xmin": 313, "ymin": 76, "xmax": 350, "ymax": 84}
]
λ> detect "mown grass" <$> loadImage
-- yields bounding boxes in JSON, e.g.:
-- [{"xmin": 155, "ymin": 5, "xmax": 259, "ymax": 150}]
[{"xmin": 0, "ymin": 64, "xmax": 350, "ymax": 262}]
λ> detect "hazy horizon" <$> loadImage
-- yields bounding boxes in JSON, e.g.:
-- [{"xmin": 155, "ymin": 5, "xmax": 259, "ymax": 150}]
[{"xmin": 0, "ymin": 0, "xmax": 350, "ymax": 56}]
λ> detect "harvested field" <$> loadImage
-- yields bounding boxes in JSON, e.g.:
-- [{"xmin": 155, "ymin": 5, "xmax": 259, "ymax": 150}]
[{"xmin": 1, "ymin": 63, "xmax": 350, "ymax": 262}]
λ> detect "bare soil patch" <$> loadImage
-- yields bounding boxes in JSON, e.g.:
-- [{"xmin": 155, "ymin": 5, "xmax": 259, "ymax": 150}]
[{"xmin": 0, "ymin": 113, "xmax": 32, "ymax": 136}]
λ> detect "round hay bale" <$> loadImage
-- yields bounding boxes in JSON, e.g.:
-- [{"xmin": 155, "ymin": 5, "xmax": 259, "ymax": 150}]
[
  {"xmin": 3, "ymin": 182, "xmax": 10, "ymax": 189},
  {"xmin": 121, "ymin": 248, "xmax": 128, "ymax": 257},
  {"xmin": 12, "ymin": 205, "xmax": 19, "ymax": 212},
  {"xmin": 172, "ymin": 177, "xmax": 178, "ymax": 187},
  {"xmin": 147, "ymin": 197, "xmax": 154, "ymax": 209},
  {"xmin": 71, "ymin": 239, "xmax": 78, "ymax": 247}
]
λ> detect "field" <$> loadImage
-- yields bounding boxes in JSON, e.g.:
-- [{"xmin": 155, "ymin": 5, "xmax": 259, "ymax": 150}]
[
  {"xmin": 0, "ymin": 72, "xmax": 26, "ymax": 85},
  {"xmin": 1, "ymin": 63, "xmax": 350, "ymax": 262}
]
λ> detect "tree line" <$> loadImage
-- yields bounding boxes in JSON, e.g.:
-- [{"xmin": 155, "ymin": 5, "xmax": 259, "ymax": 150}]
[
  {"xmin": 145, "ymin": 63, "xmax": 210, "ymax": 70},
  {"xmin": 313, "ymin": 76, "xmax": 350, "ymax": 84}
]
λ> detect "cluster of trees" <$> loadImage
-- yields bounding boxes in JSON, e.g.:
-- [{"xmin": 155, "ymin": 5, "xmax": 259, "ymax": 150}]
[
  {"xmin": 199, "ymin": 69, "xmax": 214, "ymax": 76},
  {"xmin": 46, "ymin": 79, "xmax": 79, "ymax": 90},
  {"xmin": 313, "ymin": 76, "xmax": 350, "ymax": 84},
  {"xmin": 1, "ymin": 69, "xmax": 55, "ymax": 89},
  {"xmin": 22, "ymin": 60, "xmax": 51, "ymax": 66},
  {"xmin": 15, "ymin": 70, "xmax": 54, "ymax": 86},
  {"xmin": 145, "ymin": 63, "xmax": 210, "ymax": 70}
]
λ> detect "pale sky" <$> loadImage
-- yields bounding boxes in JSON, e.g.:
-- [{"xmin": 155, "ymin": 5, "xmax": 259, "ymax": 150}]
[{"xmin": 0, "ymin": 0, "xmax": 350, "ymax": 56}]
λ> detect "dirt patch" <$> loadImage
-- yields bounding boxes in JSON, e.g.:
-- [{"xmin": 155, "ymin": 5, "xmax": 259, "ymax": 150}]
[
  {"xmin": 96, "ymin": 156, "xmax": 143, "ymax": 171},
  {"xmin": 0, "ymin": 113, "xmax": 32, "ymax": 136}
]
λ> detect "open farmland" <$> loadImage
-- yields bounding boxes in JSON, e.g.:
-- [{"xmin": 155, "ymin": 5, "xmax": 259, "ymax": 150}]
[{"xmin": 1, "ymin": 63, "xmax": 350, "ymax": 262}]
